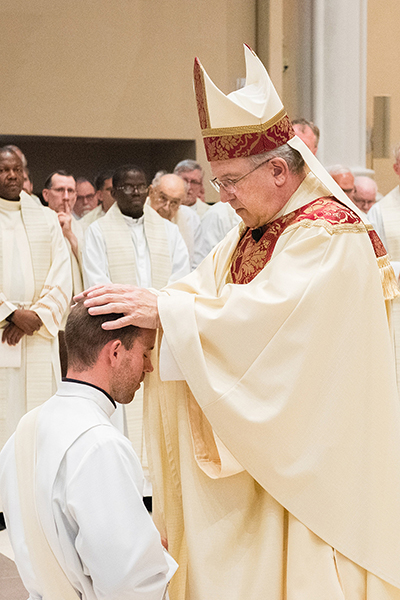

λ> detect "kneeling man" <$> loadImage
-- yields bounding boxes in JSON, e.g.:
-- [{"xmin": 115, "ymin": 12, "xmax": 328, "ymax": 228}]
[{"xmin": 0, "ymin": 301, "xmax": 177, "ymax": 600}]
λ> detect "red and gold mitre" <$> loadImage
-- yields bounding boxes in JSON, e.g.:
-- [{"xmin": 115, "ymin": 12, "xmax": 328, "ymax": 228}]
[{"xmin": 194, "ymin": 44, "xmax": 295, "ymax": 162}]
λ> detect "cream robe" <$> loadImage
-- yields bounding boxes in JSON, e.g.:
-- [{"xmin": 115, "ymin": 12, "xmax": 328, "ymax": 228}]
[
  {"xmin": 201, "ymin": 201, "xmax": 242, "ymax": 254},
  {"xmin": 368, "ymin": 186, "xmax": 400, "ymax": 392},
  {"xmin": 171, "ymin": 205, "xmax": 207, "ymax": 270},
  {"xmin": 145, "ymin": 173, "xmax": 400, "ymax": 599},
  {"xmin": 0, "ymin": 195, "xmax": 71, "ymax": 451},
  {"xmin": 79, "ymin": 204, "xmax": 106, "ymax": 232}
]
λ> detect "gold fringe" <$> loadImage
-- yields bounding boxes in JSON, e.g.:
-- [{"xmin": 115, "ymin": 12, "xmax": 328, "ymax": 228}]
[{"xmin": 377, "ymin": 255, "xmax": 400, "ymax": 300}]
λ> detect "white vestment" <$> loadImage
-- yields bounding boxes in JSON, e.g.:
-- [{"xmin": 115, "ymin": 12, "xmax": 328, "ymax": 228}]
[
  {"xmin": 190, "ymin": 198, "xmax": 209, "ymax": 218},
  {"xmin": 80, "ymin": 204, "xmax": 106, "ymax": 232},
  {"xmin": 368, "ymin": 185, "xmax": 400, "ymax": 390},
  {"xmin": 83, "ymin": 205, "xmax": 190, "ymax": 289},
  {"xmin": 171, "ymin": 205, "xmax": 207, "ymax": 270},
  {"xmin": 0, "ymin": 195, "xmax": 71, "ymax": 452},
  {"xmin": 200, "ymin": 201, "xmax": 242, "ymax": 255},
  {"xmin": 144, "ymin": 173, "xmax": 400, "ymax": 599},
  {"xmin": 0, "ymin": 381, "xmax": 177, "ymax": 600}
]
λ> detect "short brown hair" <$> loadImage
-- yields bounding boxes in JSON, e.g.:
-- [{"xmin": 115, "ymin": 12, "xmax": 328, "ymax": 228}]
[{"xmin": 65, "ymin": 301, "xmax": 140, "ymax": 371}]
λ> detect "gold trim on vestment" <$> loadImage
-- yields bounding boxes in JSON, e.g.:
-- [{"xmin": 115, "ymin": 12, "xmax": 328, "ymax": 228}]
[
  {"xmin": 34, "ymin": 302, "xmax": 60, "ymax": 327},
  {"xmin": 201, "ymin": 108, "xmax": 287, "ymax": 137},
  {"xmin": 43, "ymin": 284, "xmax": 69, "ymax": 306},
  {"xmin": 284, "ymin": 219, "xmax": 366, "ymax": 236}
]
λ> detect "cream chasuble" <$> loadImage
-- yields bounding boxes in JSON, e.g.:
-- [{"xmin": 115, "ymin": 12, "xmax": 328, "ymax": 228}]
[
  {"xmin": 0, "ymin": 195, "xmax": 71, "ymax": 452},
  {"xmin": 144, "ymin": 173, "xmax": 400, "ymax": 600},
  {"xmin": 374, "ymin": 186, "xmax": 400, "ymax": 392}
]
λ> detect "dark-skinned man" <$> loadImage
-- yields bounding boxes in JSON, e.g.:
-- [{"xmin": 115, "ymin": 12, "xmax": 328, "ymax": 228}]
[{"xmin": 0, "ymin": 147, "xmax": 71, "ymax": 528}]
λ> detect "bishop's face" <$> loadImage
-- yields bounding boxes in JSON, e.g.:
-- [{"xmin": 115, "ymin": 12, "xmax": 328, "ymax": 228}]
[
  {"xmin": 210, "ymin": 156, "xmax": 287, "ymax": 229},
  {"xmin": 113, "ymin": 170, "xmax": 148, "ymax": 219}
]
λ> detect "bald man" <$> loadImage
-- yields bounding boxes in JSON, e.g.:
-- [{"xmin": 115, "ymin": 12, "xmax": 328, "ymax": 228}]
[
  {"xmin": 353, "ymin": 176, "xmax": 378, "ymax": 214},
  {"xmin": 328, "ymin": 165, "xmax": 355, "ymax": 201},
  {"xmin": 148, "ymin": 173, "xmax": 207, "ymax": 269}
]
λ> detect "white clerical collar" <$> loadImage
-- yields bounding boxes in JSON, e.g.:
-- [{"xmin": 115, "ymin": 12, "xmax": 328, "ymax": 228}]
[
  {"xmin": 57, "ymin": 380, "xmax": 116, "ymax": 418},
  {"xmin": 122, "ymin": 213, "xmax": 145, "ymax": 227},
  {"xmin": 0, "ymin": 197, "xmax": 21, "ymax": 210}
]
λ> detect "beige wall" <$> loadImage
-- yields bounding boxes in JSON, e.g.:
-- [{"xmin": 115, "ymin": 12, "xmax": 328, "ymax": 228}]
[
  {"xmin": 0, "ymin": 0, "xmax": 255, "ymax": 199},
  {"xmin": 367, "ymin": 0, "xmax": 400, "ymax": 195}
]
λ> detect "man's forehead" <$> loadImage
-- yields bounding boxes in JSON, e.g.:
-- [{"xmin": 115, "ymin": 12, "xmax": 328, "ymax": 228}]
[
  {"xmin": 137, "ymin": 328, "xmax": 156, "ymax": 347},
  {"xmin": 52, "ymin": 174, "xmax": 76, "ymax": 189},
  {"xmin": 159, "ymin": 177, "xmax": 185, "ymax": 199},
  {"xmin": 0, "ymin": 151, "xmax": 22, "ymax": 168},
  {"xmin": 181, "ymin": 169, "xmax": 203, "ymax": 181},
  {"xmin": 122, "ymin": 170, "xmax": 146, "ymax": 184},
  {"xmin": 210, "ymin": 156, "xmax": 251, "ymax": 178}
]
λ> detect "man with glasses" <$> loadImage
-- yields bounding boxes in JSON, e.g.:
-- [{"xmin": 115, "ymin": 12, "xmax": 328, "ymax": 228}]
[
  {"xmin": 174, "ymin": 159, "xmax": 209, "ymax": 217},
  {"xmin": 148, "ymin": 172, "xmax": 207, "ymax": 269},
  {"xmin": 78, "ymin": 47, "xmax": 400, "ymax": 599},
  {"xmin": 73, "ymin": 177, "xmax": 97, "ymax": 219}
]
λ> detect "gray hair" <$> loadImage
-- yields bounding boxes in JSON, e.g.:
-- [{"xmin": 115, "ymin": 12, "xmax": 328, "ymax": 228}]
[
  {"xmin": 292, "ymin": 118, "xmax": 320, "ymax": 144},
  {"xmin": 151, "ymin": 170, "xmax": 168, "ymax": 187},
  {"xmin": 174, "ymin": 159, "xmax": 203, "ymax": 175},
  {"xmin": 248, "ymin": 144, "xmax": 305, "ymax": 175}
]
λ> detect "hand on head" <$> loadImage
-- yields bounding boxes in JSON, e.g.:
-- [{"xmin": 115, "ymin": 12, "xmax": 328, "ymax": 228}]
[{"xmin": 74, "ymin": 284, "xmax": 161, "ymax": 330}]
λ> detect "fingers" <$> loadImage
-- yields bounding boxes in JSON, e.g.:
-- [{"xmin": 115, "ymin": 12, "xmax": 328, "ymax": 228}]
[
  {"xmin": 87, "ymin": 301, "xmax": 125, "ymax": 315},
  {"xmin": 73, "ymin": 285, "xmax": 109, "ymax": 303},
  {"xmin": 2, "ymin": 324, "xmax": 24, "ymax": 346},
  {"xmin": 101, "ymin": 315, "xmax": 135, "ymax": 330}
]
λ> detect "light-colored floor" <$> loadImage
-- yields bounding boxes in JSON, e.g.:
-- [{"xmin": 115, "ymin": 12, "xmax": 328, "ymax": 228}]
[
  {"xmin": 0, "ymin": 528, "xmax": 28, "ymax": 600},
  {"xmin": 0, "ymin": 528, "xmax": 14, "ymax": 560}
]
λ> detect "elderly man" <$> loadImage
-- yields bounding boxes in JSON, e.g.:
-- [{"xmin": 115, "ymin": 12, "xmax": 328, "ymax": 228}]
[
  {"xmin": 79, "ymin": 47, "xmax": 400, "ymax": 599},
  {"xmin": 173, "ymin": 159, "xmax": 209, "ymax": 217},
  {"xmin": 73, "ymin": 177, "xmax": 97, "ymax": 219},
  {"xmin": 148, "ymin": 172, "xmax": 207, "ymax": 269},
  {"xmin": 0, "ymin": 301, "xmax": 177, "ymax": 599},
  {"xmin": 0, "ymin": 147, "xmax": 71, "ymax": 529},
  {"xmin": 353, "ymin": 176, "xmax": 378, "ymax": 213},
  {"xmin": 328, "ymin": 165, "xmax": 355, "ymax": 200},
  {"xmin": 292, "ymin": 118, "xmax": 320, "ymax": 155},
  {"xmin": 42, "ymin": 170, "xmax": 84, "ymax": 297}
]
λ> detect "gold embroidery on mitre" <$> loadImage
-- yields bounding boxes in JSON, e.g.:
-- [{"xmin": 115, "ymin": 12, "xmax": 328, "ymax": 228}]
[
  {"xmin": 202, "ymin": 108, "xmax": 288, "ymax": 138},
  {"xmin": 194, "ymin": 58, "xmax": 211, "ymax": 130}
]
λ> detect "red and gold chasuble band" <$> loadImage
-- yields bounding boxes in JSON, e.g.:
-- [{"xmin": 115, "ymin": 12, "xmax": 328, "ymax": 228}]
[
  {"xmin": 230, "ymin": 197, "xmax": 387, "ymax": 285},
  {"xmin": 193, "ymin": 57, "xmax": 295, "ymax": 162}
]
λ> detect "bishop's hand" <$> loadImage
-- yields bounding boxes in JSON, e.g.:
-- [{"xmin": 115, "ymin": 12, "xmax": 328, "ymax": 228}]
[{"xmin": 74, "ymin": 284, "xmax": 161, "ymax": 330}]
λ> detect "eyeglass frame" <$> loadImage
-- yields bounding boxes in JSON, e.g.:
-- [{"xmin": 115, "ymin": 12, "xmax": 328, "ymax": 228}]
[
  {"xmin": 116, "ymin": 183, "xmax": 148, "ymax": 195},
  {"xmin": 210, "ymin": 157, "xmax": 273, "ymax": 193}
]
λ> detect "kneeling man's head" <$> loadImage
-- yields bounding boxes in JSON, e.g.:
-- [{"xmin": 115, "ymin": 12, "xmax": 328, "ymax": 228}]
[{"xmin": 65, "ymin": 301, "xmax": 155, "ymax": 404}]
